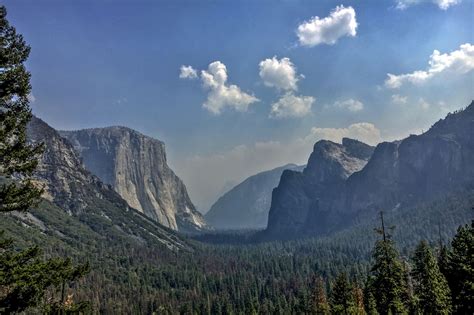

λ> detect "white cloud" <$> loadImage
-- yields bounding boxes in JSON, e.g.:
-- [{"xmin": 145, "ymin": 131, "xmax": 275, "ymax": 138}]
[
  {"xmin": 179, "ymin": 65, "xmax": 198, "ymax": 79},
  {"xmin": 259, "ymin": 57, "xmax": 299, "ymax": 91},
  {"xmin": 391, "ymin": 94, "xmax": 408, "ymax": 104},
  {"xmin": 175, "ymin": 122, "xmax": 381, "ymax": 211},
  {"xmin": 296, "ymin": 5, "xmax": 357, "ymax": 47},
  {"xmin": 200, "ymin": 61, "xmax": 259, "ymax": 114},
  {"xmin": 333, "ymin": 99, "xmax": 364, "ymax": 112},
  {"xmin": 395, "ymin": 0, "xmax": 461, "ymax": 10},
  {"xmin": 270, "ymin": 92, "xmax": 314, "ymax": 118},
  {"xmin": 385, "ymin": 43, "xmax": 474, "ymax": 88}
]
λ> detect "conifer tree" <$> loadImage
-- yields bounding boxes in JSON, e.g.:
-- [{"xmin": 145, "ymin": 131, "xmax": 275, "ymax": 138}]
[
  {"xmin": 367, "ymin": 212, "xmax": 409, "ymax": 315},
  {"xmin": 0, "ymin": 5, "xmax": 43, "ymax": 212},
  {"xmin": 446, "ymin": 222, "xmax": 473, "ymax": 314},
  {"xmin": 411, "ymin": 240, "xmax": 451, "ymax": 314},
  {"xmin": 330, "ymin": 272, "xmax": 354, "ymax": 315},
  {"xmin": 0, "ymin": 6, "xmax": 89, "ymax": 313},
  {"xmin": 310, "ymin": 276, "xmax": 330, "ymax": 314}
]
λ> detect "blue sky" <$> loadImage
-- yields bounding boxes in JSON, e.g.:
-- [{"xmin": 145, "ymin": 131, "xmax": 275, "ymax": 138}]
[{"xmin": 4, "ymin": 0, "xmax": 473, "ymax": 211}]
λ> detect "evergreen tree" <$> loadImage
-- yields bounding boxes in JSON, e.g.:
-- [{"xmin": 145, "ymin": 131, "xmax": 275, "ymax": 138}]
[
  {"xmin": 310, "ymin": 276, "xmax": 330, "ymax": 314},
  {"xmin": 0, "ymin": 5, "xmax": 43, "ymax": 212},
  {"xmin": 0, "ymin": 6, "xmax": 89, "ymax": 313},
  {"xmin": 411, "ymin": 240, "xmax": 451, "ymax": 314},
  {"xmin": 330, "ymin": 272, "xmax": 354, "ymax": 315},
  {"xmin": 0, "ymin": 231, "xmax": 90, "ymax": 313},
  {"xmin": 367, "ymin": 212, "xmax": 409, "ymax": 315},
  {"xmin": 446, "ymin": 222, "xmax": 473, "ymax": 314}
]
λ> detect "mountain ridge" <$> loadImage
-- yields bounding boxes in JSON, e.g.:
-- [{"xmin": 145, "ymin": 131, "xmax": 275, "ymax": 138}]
[{"xmin": 265, "ymin": 101, "xmax": 474, "ymax": 240}]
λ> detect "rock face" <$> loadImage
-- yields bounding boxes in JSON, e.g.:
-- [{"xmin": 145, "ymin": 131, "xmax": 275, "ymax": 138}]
[
  {"xmin": 265, "ymin": 101, "xmax": 474, "ymax": 240},
  {"xmin": 27, "ymin": 117, "xmax": 189, "ymax": 250},
  {"xmin": 266, "ymin": 138, "xmax": 374, "ymax": 238},
  {"xmin": 60, "ymin": 127, "xmax": 206, "ymax": 233},
  {"xmin": 205, "ymin": 164, "xmax": 304, "ymax": 230}
]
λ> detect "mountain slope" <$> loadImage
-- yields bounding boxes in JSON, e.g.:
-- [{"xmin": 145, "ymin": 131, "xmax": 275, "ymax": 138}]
[
  {"xmin": 26, "ymin": 116, "xmax": 189, "ymax": 250},
  {"xmin": 60, "ymin": 127, "xmax": 206, "ymax": 233},
  {"xmin": 265, "ymin": 101, "xmax": 474, "ymax": 240},
  {"xmin": 205, "ymin": 164, "xmax": 304, "ymax": 230}
]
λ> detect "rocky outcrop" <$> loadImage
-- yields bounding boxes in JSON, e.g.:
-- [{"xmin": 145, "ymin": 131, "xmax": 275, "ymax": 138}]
[
  {"xmin": 27, "ymin": 117, "xmax": 189, "ymax": 250},
  {"xmin": 266, "ymin": 138, "xmax": 374, "ymax": 239},
  {"xmin": 265, "ymin": 101, "xmax": 474, "ymax": 240},
  {"xmin": 205, "ymin": 164, "xmax": 304, "ymax": 230},
  {"xmin": 60, "ymin": 127, "xmax": 206, "ymax": 233}
]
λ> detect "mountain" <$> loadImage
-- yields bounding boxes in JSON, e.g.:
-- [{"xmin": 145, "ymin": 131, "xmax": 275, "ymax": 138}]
[
  {"xmin": 23, "ymin": 116, "xmax": 189, "ymax": 250},
  {"xmin": 60, "ymin": 127, "xmax": 206, "ymax": 233},
  {"xmin": 266, "ymin": 138, "xmax": 375, "ymax": 238},
  {"xmin": 265, "ymin": 102, "xmax": 474, "ymax": 240},
  {"xmin": 205, "ymin": 164, "xmax": 304, "ymax": 230}
]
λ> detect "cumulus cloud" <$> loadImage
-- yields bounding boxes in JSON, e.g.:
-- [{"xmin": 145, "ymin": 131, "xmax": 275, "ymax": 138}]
[
  {"xmin": 395, "ymin": 0, "xmax": 461, "ymax": 10},
  {"xmin": 200, "ymin": 61, "xmax": 259, "ymax": 114},
  {"xmin": 385, "ymin": 43, "xmax": 474, "ymax": 88},
  {"xmin": 333, "ymin": 99, "xmax": 364, "ymax": 112},
  {"xmin": 270, "ymin": 93, "xmax": 314, "ymax": 118},
  {"xmin": 175, "ymin": 122, "xmax": 382, "ymax": 211},
  {"xmin": 296, "ymin": 5, "xmax": 357, "ymax": 47},
  {"xmin": 179, "ymin": 65, "xmax": 198, "ymax": 79},
  {"xmin": 259, "ymin": 57, "xmax": 299, "ymax": 91}
]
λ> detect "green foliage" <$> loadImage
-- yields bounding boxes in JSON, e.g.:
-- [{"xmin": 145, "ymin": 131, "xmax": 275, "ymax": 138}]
[
  {"xmin": 445, "ymin": 222, "xmax": 474, "ymax": 314},
  {"xmin": 330, "ymin": 273, "xmax": 354, "ymax": 314},
  {"xmin": 0, "ymin": 231, "xmax": 90, "ymax": 313},
  {"xmin": 366, "ymin": 214, "xmax": 410, "ymax": 315},
  {"xmin": 0, "ymin": 5, "xmax": 43, "ymax": 213},
  {"xmin": 411, "ymin": 240, "xmax": 451, "ymax": 314}
]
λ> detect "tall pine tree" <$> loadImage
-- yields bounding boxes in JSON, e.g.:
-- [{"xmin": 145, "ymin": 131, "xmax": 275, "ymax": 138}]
[
  {"xmin": 0, "ymin": 5, "xmax": 43, "ymax": 212},
  {"xmin": 411, "ymin": 240, "xmax": 451, "ymax": 314},
  {"xmin": 366, "ymin": 212, "xmax": 409, "ymax": 315},
  {"xmin": 0, "ymin": 6, "xmax": 89, "ymax": 313},
  {"xmin": 446, "ymin": 222, "xmax": 473, "ymax": 314}
]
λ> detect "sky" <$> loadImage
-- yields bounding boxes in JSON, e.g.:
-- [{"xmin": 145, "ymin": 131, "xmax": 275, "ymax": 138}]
[{"xmin": 4, "ymin": 0, "xmax": 473, "ymax": 212}]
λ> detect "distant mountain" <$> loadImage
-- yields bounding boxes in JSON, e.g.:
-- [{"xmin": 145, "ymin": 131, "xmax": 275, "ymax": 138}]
[
  {"xmin": 205, "ymin": 164, "xmax": 304, "ymax": 230},
  {"xmin": 24, "ymin": 116, "xmax": 189, "ymax": 250},
  {"xmin": 60, "ymin": 127, "xmax": 206, "ymax": 233},
  {"xmin": 265, "ymin": 101, "xmax": 474, "ymax": 240}
]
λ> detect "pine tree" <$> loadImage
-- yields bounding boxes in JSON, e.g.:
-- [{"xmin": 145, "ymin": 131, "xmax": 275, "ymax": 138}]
[
  {"xmin": 310, "ymin": 275, "xmax": 330, "ymax": 314},
  {"xmin": 330, "ymin": 272, "xmax": 354, "ymax": 315},
  {"xmin": 0, "ymin": 6, "xmax": 89, "ymax": 313},
  {"xmin": 0, "ymin": 5, "xmax": 43, "ymax": 212},
  {"xmin": 446, "ymin": 222, "xmax": 473, "ymax": 314},
  {"xmin": 411, "ymin": 241, "xmax": 451, "ymax": 314},
  {"xmin": 367, "ymin": 212, "xmax": 409, "ymax": 315}
]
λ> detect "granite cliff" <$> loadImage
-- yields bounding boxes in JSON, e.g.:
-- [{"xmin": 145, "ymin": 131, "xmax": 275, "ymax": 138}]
[{"xmin": 60, "ymin": 127, "xmax": 206, "ymax": 233}]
